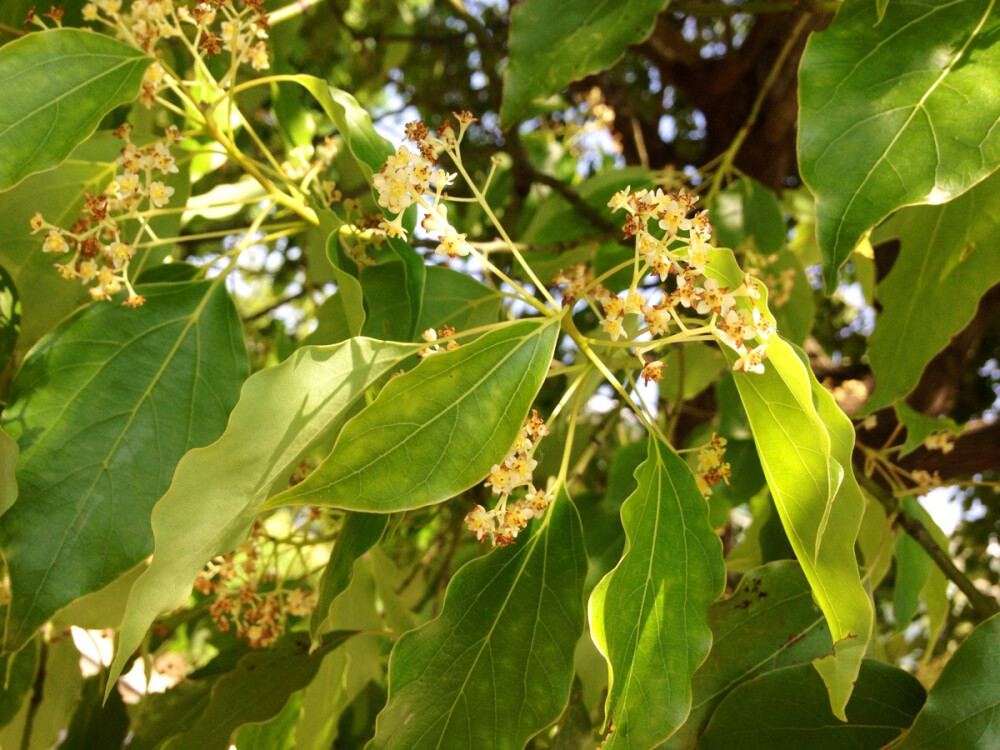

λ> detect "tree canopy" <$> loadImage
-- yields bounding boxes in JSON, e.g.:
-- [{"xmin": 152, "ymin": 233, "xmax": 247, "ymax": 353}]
[{"xmin": 0, "ymin": 1, "xmax": 998, "ymax": 748}]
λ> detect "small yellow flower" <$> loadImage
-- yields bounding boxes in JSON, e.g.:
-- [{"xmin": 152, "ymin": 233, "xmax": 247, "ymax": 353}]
[{"xmin": 148, "ymin": 181, "xmax": 175, "ymax": 208}]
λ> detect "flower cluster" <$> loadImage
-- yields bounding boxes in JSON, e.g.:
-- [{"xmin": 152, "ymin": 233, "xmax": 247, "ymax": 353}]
[
  {"xmin": 695, "ymin": 433, "xmax": 731, "ymax": 497},
  {"xmin": 194, "ymin": 519, "xmax": 319, "ymax": 649},
  {"xmin": 417, "ymin": 325, "xmax": 460, "ymax": 358},
  {"xmin": 923, "ymin": 432, "xmax": 956, "ymax": 454},
  {"xmin": 30, "ymin": 124, "xmax": 183, "ymax": 306},
  {"xmin": 554, "ymin": 185, "xmax": 774, "ymax": 375},
  {"xmin": 465, "ymin": 411, "xmax": 554, "ymax": 547},
  {"xmin": 82, "ymin": 0, "xmax": 271, "ymax": 71},
  {"xmin": 373, "ymin": 113, "xmax": 478, "ymax": 259}
]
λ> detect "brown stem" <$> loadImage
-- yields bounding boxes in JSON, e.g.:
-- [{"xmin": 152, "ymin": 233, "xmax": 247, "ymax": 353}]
[{"xmin": 857, "ymin": 473, "xmax": 1000, "ymax": 620}]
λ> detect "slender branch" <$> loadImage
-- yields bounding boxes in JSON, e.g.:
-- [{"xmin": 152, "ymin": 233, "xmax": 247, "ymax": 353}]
[
  {"xmin": 0, "ymin": 23, "xmax": 26, "ymax": 38},
  {"xmin": 857, "ymin": 472, "xmax": 1000, "ymax": 620},
  {"xmin": 672, "ymin": 0, "xmax": 840, "ymax": 15}
]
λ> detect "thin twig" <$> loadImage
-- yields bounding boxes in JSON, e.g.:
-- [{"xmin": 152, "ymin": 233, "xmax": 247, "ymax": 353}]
[{"xmin": 857, "ymin": 473, "xmax": 1000, "ymax": 620}]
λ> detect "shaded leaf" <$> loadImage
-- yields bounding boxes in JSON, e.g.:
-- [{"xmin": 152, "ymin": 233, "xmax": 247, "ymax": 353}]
[
  {"xmin": 370, "ymin": 491, "xmax": 586, "ymax": 749},
  {"xmin": 0, "ymin": 424, "xmax": 18, "ymax": 516},
  {"xmin": 59, "ymin": 676, "xmax": 129, "ymax": 750},
  {"xmin": 233, "ymin": 692, "xmax": 302, "ymax": 750},
  {"xmin": 0, "ymin": 264, "xmax": 20, "ymax": 375},
  {"xmin": 267, "ymin": 317, "xmax": 559, "ymax": 512},
  {"xmin": 0, "ymin": 638, "xmax": 37, "ymax": 730},
  {"xmin": 109, "ymin": 337, "xmax": 418, "ymax": 690},
  {"xmin": 0, "ymin": 29, "xmax": 151, "ymax": 190},
  {"xmin": 798, "ymin": 0, "xmax": 1000, "ymax": 289},
  {"xmin": 713, "ymin": 177, "xmax": 786, "ymax": 255},
  {"xmin": 666, "ymin": 561, "xmax": 832, "ymax": 748},
  {"xmin": 588, "ymin": 435, "xmax": 725, "ymax": 748},
  {"xmin": 893, "ymin": 497, "xmax": 936, "ymax": 630},
  {"xmin": 0, "ymin": 281, "xmax": 246, "ymax": 653},
  {"xmin": 163, "ymin": 634, "xmax": 355, "ymax": 750},
  {"xmin": 310, "ymin": 512, "xmax": 388, "ymax": 643},
  {"xmin": 501, "ymin": 0, "xmax": 668, "ymax": 125},
  {"xmin": 865, "ymin": 172, "xmax": 1000, "ymax": 411},
  {"xmin": 700, "ymin": 660, "xmax": 925, "ymax": 749}
]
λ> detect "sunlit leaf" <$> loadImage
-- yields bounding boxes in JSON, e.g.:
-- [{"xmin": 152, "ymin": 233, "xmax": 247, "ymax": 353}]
[
  {"xmin": 865, "ymin": 172, "xmax": 1000, "ymax": 412},
  {"xmin": 0, "ymin": 29, "xmax": 151, "ymax": 190},
  {"xmin": 799, "ymin": 0, "xmax": 1000, "ymax": 289},
  {"xmin": 501, "ymin": 0, "xmax": 668, "ymax": 125},
  {"xmin": 588, "ymin": 435, "xmax": 725, "ymax": 748},
  {"xmin": 700, "ymin": 660, "xmax": 925, "ymax": 749},
  {"xmin": 108, "ymin": 337, "xmax": 418, "ymax": 690},
  {"xmin": 0, "ymin": 281, "xmax": 246, "ymax": 653},
  {"xmin": 370, "ymin": 491, "xmax": 586, "ymax": 749},
  {"xmin": 266, "ymin": 318, "xmax": 559, "ymax": 512},
  {"xmin": 666, "ymin": 562, "xmax": 832, "ymax": 748}
]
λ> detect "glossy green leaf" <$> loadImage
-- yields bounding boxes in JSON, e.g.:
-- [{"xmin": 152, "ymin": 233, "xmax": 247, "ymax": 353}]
[
  {"xmin": 162, "ymin": 632, "xmax": 353, "ymax": 750},
  {"xmin": 700, "ymin": 660, "xmax": 925, "ymax": 749},
  {"xmin": 896, "ymin": 618, "xmax": 1000, "ymax": 748},
  {"xmin": 501, "ymin": 0, "xmax": 668, "ymax": 125},
  {"xmin": 310, "ymin": 512, "xmax": 388, "ymax": 643},
  {"xmin": 0, "ymin": 424, "xmax": 18, "ymax": 516},
  {"xmin": 725, "ymin": 288, "xmax": 872, "ymax": 719},
  {"xmin": 588, "ymin": 436, "xmax": 726, "ymax": 748},
  {"xmin": 0, "ymin": 29, "xmax": 151, "ymax": 190},
  {"xmin": 0, "ymin": 281, "xmax": 246, "ymax": 653},
  {"xmin": 108, "ymin": 336, "xmax": 418, "ymax": 690},
  {"xmin": 893, "ymin": 496, "xmax": 936, "ymax": 629},
  {"xmin": 865, "ymin": 172, "xmax": 1000, "ymax": 411},
  {"xmin": 267, "ymin": 317, "xmax": 559, "ymax": 512},
  {"xmin": 666, "ymin": 562, "xmax": 831, "ymax": 748},
  {"xmin": 290, "ymin": 76, "xmax": 393, "ymax": 176},
  {"xmin": 799, "ymin": 0, "xmax": 1000, "ymax": 290},
  {"xmin": 370, "ymin": 491, "xmax": 586, "ymax": 749}
]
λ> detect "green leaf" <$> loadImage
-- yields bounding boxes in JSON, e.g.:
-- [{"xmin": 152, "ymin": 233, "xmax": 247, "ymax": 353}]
[
  {"xmin": 0, "ymin": 638, "xmax": 37, "ymax": 730},
  {"xmin": 362, "ymin": 263, "xmax": 503, "ymax": 341},
  {"xmin": 59, "ymin": 676, "xmax": 129, "ymax": 750},
  {"xmin": 699, "ymin": 660, "xmax": 925, "ymax": 749},
  {"xmin": 726, "ymin": 323, "xmax": 872, "ymax": 718},
  {"xmin": 0, "ymin": 265, "xmax": 20, "ymax": 374},
  {"xmin": 163, "ymin": 633, "xmax": 353, "ymax": 750},
  {"xmin": 588, "ymin": 435, "xmax": 726, "ymax": 748},
  {"xmin": 108, "ymin": 337, "xmax": 418, "ymax": 691},
  {"xmin": 666, "ymin": 562, "xmax": 832, "ymax": 748},
  {"xmin": 0, "ymin": 29, "xmax": 151, "ymax": 191},
  {"xmin": 713, "ymin": 177, "xmax": 786, "ymax": 255},
  {"xmin": 289, "ymin": 77, "xmax": 393, "ymax": 177},
  {"xmin": 266, "ymin": 317, "xmax": 560, "ymax": 513},
  {"xmin": 865, "ymin": 172, "xmax": 1000, "ymax": 411},
  {"xmin": 798, "ymin": 0, "xmax": 1000, "ymax": 290},
  {"xmin": 894, "ymin": 403, "xmax": 964, "ymax": 457},
  {"xmin": 501, "ymin": 0, "xmax": 668, "ymax": 125},
  {"xmin": 233, "ymin": 692, "xmax": 302, "ymax": 750},
  {"xmin": 0, "ymin": 281, "xmax": 246, "ymax": 653},
  {"xmin": 370, "ymin": 491, "xmax": 587, "ymax": 749},
  {"xmin": 0, "ymin": 424, "xmax": 18, "ymax": 516},
  {"xmin": 893, "ymin": 502, "xmax": 934, "ymax": 629},
  {"xmin": 310, "ymin": 512, "xmax": 388, "ymax": 643}
]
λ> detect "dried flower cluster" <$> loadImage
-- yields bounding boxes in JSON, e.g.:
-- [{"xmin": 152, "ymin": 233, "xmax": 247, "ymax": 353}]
[
  {"xmin": 465, "ymin": 411, "xmax": 555, "ymax": 547},
  {"xmin": 418, "ymin": 325, "xmax": 460, "ymax": 358},
  {"xmin": 194, "ymin": 519, "xmax": 319, "ymax": 649},
  {"xmin": 31, "ymin": 124, "xmax": 184, "ymax": 306}
]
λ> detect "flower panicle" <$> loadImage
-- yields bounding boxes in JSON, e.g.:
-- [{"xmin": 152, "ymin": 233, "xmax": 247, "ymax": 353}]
[{"xmin": 466, "ymin": 410, "xmax": 554, "ymax": 547}]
